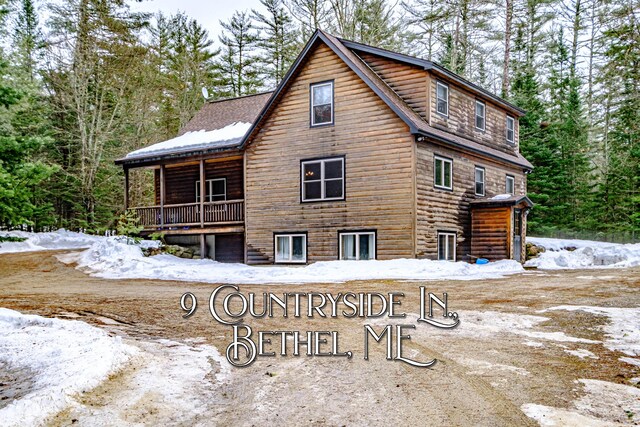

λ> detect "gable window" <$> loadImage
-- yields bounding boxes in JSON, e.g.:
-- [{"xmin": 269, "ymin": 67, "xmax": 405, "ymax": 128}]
[
  {"xmin": 195, "ymin": 178, "xmax": 226, "ymax": 202},
  {"xmin": 506, "ymin": 175, "xmax": 515, "ymax": 195},
  {"xmin": 436, "ymin": 82, "xmax": 449, "ymax": 116},
  {"xmin": 339, "ymin": 231, "xmax": 376, "ymax": 260},
  {"xmin": 301, "ymin": 157, "xmax": 344, "ymax": 202},
  {"xmin": 474, "ymin": 166, "xmax": 485, "ymax": 196},
  {"xmin": 434, "ymin": 155, "xmax": 453, "ymax": 190},
  {"xmin": 475, "ymin": 101, "xmax": 486, "ymax": 131},
  {"xmin": 506, "ymin": 116, "xmax": 515, "ymax": 144},
  {"xmin": 311, "ymin": 81, "xmax": 334, "ymax": 126},
  {"xmin": 275, "ymin": 233, "xmax": 307, "ymax": 263},
  {"xmin": 437, "ymin": 232, "xmax": 456, "ymax": 261}
]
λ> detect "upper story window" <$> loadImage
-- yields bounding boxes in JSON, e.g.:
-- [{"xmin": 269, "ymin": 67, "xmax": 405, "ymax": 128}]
[
  {"xmin": 311, "ymin": 81, "xmax": 334, "ymax": 126},
  {"xmin": 301, "ymin": 157, "xmax": 344, "ymax": 202},
  {"xmin": 506, "ymin": 175, "xmax": 515, "ymax": 195},
  {"xmin": 506, "ymin": 116, "xmax": 515, "ymax": 144},
  {"xmin": 195, "ymin": 178, "xmax": 226, "ymax": 202},
  {"xmin": 474, "ymin": 166, "xmax": 485, "ymax": 196},
  {"xmin": 436, "ymin": 81, "xmax": 449, "ymax": 116},
  {"xmin": 475, "ymin": 101, "xmax": 486, "ymax": 131},
  {"xmin": 434, "ymin": 155, "xmax": 453, "ymax": 190}
]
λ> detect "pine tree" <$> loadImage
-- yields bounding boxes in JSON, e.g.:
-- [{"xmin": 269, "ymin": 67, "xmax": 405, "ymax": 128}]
[
  {"xmin": 12, "ymin": 0, "xmax": 43, "ymax": 81},
  {"xmin": 214, "ymin": 11, "xmax": 261, "ymax": 97},
  {"xmin": 285, "ymin": 0, "xmax": 330, "ymax": 38},
  {"xmin": 253, "ymin": 0, "xmax": 300, "ymax": 87}
]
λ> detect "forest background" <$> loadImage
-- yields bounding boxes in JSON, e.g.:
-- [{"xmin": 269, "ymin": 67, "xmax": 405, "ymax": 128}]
[{"xmin": 0, "ymin": 0, "xmax": 637, "ymax": 240}]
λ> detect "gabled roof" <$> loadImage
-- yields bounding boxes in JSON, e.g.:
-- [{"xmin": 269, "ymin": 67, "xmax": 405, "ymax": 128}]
[
  {"xmin": 116, "ymin": 92, "xmax": 271, "ymax": 165},
  {"xmin": 340, "ymin": 38, "xmax": 526, "ymax": 117},
  {"xmin": 241, "ymin": 30, "xmax": 532, "ymax": 171},
  {"xmin": 470, "ymin": 194, "xmax": 534, "ymax": 208}
]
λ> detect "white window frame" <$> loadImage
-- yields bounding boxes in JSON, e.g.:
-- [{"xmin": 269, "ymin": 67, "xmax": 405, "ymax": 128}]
[
  {"xmin": 474, "ymin": 166, "xmax": 485, "ymax": 196},
  {"xmin": 436, "ymin": 81, "xmax": 449, "ymax": 116},
  {"xmin": 475, "ymin": 100, "xmax": 486, "ymax": 131},
  {"xmin": 434, "ymin": 155, "xmax": 453, "ymax": 190},
  {"xmin": 506, "ymin": 116, "xmax": 515, "ymax": 144},
  {"xmin": 506, "ymin": 175, "xmax": 515, "ymax": 195},
  {"xmin": 195, "ymin": 178, "xmax": 227, "ymax": 203},
  {"xmin": 301, "ymin": 157, "xmax": 345, "ymax": 202},
  {"xmin": 339, "ymin": 231, "xmax": 376, "ymax": 261},
  {"xmin": 310, "ymin": 81, "xmax": 334, "ymax": 126},
  {"xmin": 274, "ymin": 234, "xmax": 307, "ymax": 264},
  {"xmin": 437, "ymin": 232, "xmax": 457, "ymax": 262}
]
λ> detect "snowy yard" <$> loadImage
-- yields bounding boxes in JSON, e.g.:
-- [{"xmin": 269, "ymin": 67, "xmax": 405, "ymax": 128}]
[{"xmin": 1, "ymin": 232, "xmax": 640, "ymax": 426}]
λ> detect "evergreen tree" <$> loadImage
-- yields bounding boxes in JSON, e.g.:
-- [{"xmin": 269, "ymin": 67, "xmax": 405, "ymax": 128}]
[
  {"xmin": 252, "ymin": 0, "xmax": 300, "ymax": 87},
  {"xmin": 12, "ymin": 0, "xmax": 43, "ymax": 81},
  {"xmin": 214, "ymin": 11, "xmax": 261, "ymax": 97}
]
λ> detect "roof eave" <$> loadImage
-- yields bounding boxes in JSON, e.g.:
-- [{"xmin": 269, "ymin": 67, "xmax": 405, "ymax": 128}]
[{"xmin": 115, "ymin": 145, "xmax": 243, "ymax": 167}]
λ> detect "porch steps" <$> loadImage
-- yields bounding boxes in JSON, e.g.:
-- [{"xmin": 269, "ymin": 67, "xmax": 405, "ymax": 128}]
[{"xmin": 247, "ymin": 244, "xmax": 271, "ymax": 265}]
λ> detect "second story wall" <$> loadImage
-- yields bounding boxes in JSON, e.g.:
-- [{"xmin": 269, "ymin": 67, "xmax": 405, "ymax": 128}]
[
  {"xmin": 428, "ymin": 75, "xmax": 520, "ymax": 155},
  {"xmin": 245, "ymin": 42, "xmax": 416, "ymax": 262}
]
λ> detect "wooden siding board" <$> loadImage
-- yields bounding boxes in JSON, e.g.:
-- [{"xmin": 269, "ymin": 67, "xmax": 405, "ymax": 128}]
[{"xmin": 245, "ymin": 42, "xmax": 415, "ymax": 263}]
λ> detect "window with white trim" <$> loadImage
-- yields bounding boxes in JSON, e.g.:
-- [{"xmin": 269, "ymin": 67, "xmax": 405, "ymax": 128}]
[
  {"xmin": 434, "ymin": 155, "xmax": 453, "ymax": 190},
  {"xmin": 275, "ymin": 234, "xmax": 307, "ymax": 263},
  {"xmin": 339, "ymin": 231, "xmax": 375, "ymax": 260},
  {"xmin": 436, "ymin": 82, "xmax": 449, "ymax": 116},
  {"xmin": 311, "ymin": 81, "xmax": 333, "ymax": 126},
  {"xmin": 195, "ymin": 178, "xmax": 226, "ymax": 202},
  {"xmin": 437, "ymin": 232, "xmax": 456, "ymax": 261},
  {"xmin": 506, "ymin": 175, "xmax": 515, "ymax": 195},
  {"xmin": 506, "ymin": 116, "xmax": 515, "ymax": 143},
  {"xmin": 474, "ymin": 166, "xmax": 485, "ymax": 196},
  {"xmin": 475, "ymin": 101, "xmax": 486, "ymax": 131},
  {"xmin": 301, "ymin": 157, "xmax": 344, "ymax": 202}
]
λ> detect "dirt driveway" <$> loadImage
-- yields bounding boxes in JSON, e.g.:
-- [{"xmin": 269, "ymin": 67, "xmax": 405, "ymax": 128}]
[{"xmin": 1, "ymin": 250, "xmax": 639, "ymax": 426}]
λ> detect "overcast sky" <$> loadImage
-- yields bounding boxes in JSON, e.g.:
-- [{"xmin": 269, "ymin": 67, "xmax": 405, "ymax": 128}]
[{"xmin": 130, "ymin": 0, "xmax": 266, "ymax": 45}]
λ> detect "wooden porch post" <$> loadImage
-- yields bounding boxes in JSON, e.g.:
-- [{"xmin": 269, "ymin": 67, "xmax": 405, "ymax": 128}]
[
  {"xmin": 123, "ymin": 167, "xmax": 129, "ymax": 210},
  {"xmin": 160, "ymin": 165, "xmax": 165, "ymax": 229},
  {"xmin": 199, "ymin": 159, "xmax": 205, "ymax": 228}
]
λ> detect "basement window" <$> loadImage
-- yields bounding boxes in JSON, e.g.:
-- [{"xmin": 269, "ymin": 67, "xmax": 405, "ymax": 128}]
[
  {"xmin": 311, "ymin": 81, "xmax": 334, "ymax": 126},
  {"xmin": 437, "ymin": 232, "xmax": 456, "ymax": 261},
  {"xmin": 275, "ymin": 233, "xmax": 307, "ymax": 263},
  {"xmin": 339, "ymin": 231, "xmax": 376, "ymax": 260}
]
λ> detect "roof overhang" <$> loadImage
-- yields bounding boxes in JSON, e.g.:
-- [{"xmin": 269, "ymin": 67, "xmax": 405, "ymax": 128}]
[
  {"xmin": 470, "ymin": 195, "xmax": 534, "ymax": 209},
  {"xmin": 115, "ymin": 145, "xmax": 243, "ymax": 168}
]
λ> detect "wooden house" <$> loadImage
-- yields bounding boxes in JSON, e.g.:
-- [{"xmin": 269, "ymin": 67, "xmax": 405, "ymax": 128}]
[{"xmin": 116, "ymin": 30, "xmax": 533, "ymax": 264}]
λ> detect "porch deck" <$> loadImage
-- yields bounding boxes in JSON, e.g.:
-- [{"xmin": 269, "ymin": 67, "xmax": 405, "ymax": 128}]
[{"xmin": 131, "ymin": 199, "xmax": 244, "ymax": 230}]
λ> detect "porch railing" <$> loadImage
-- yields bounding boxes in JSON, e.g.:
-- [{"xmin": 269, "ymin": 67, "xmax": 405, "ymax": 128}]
[{"xmin": 130, "ymin": 200, "xmax": 244, "ymax": 229}]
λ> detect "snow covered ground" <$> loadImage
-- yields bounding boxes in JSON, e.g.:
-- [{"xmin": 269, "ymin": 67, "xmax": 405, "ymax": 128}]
[
  {"xmin": 526, "ymin": 237, "xmax": 640, "ymax": 269},
  {"xmin": 0, "ymin": 309, "xmax": 230, "ymax": 426},
  {"xmin": 57, "ymin": 236, "xmax": 524, "ymax": 284},
  {"xmin": 0, "ymin": 229, "xmax": 104, "ymax": 254},
  {"xmin": 0, "ymin": 308, "xmax": 137, "ymax": 426}
]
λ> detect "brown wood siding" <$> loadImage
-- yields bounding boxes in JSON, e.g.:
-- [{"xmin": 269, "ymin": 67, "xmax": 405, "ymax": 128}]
[
  {"xmin": 415, "ymin": 141, "xmax": 526, "ymax": 260},
  {"xmin": 429, "ymin": 76, "xmax": 520, "ymax": 155},
  {"xmin": 245, "ymin": 42, "xmax": 415, "ymax": 263},
  {"xmin": 358, "ymin": 52, "xmax": 428, "ymax": 120},
  {"xmin": 471, "ymin": 207, "xmax": 511, "ymax": 261},
  {"xmin": 153, "ymin": 158, "xmax": 243, "ymax": 205}
]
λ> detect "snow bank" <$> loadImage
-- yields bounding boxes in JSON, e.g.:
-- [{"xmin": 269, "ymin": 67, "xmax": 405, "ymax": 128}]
[
  {"xmin": 125, "ymin": 122, "xmax": 251, "ymax": 159},
  {"xmin": 526, "ymin": 237, "xmax": 640, "ymax": 269},
  {"xmin": 0, "ymin": 229, "xmax": 104, "ymax": 254},
  {"xmin": 545, "ymin": 306, "xmax": 640, "ymax": 356},
  {"xmin": 58, "ymin": 237, "xmax": 524, "ymax": 284},
  {"xmin": 0, "ymin": 308, "xmax": 137, "ymax": 426}
]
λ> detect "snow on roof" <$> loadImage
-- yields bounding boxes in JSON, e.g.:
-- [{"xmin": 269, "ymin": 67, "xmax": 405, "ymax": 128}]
[
  {"xmin": 125, "ymin": 122, "xmax": 251, "ymax": 159},
  {"xmin": 490, "ymin": 194, "xmax": 515, "ymax": 200}
]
